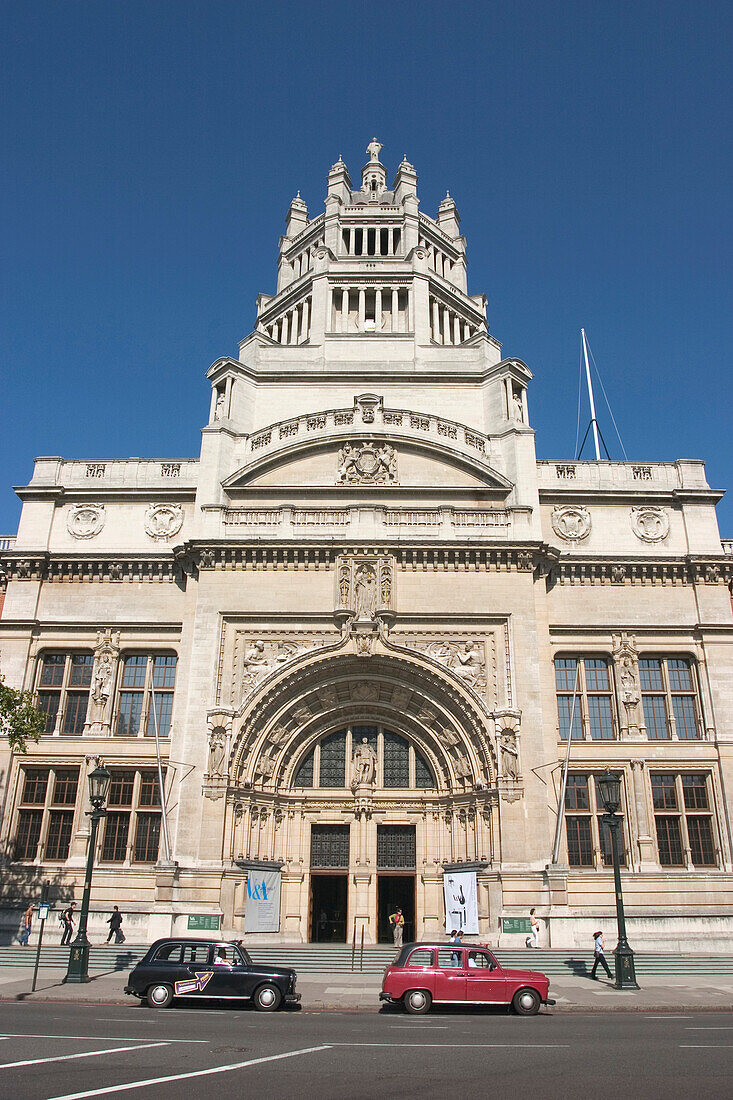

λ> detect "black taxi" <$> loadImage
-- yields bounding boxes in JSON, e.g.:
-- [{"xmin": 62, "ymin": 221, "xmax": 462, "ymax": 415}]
[{"xmin": 124, "ymin": 938, "xmax": 300, "ymax": 1010}]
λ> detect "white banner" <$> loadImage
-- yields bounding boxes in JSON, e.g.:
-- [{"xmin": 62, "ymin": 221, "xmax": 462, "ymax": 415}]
[
  {"xmin": 443, "ymin": 870, "xmax": 479, "ymax": 934},
  {"xmin": 244, "ymin": 869, "xmax": 281, "ymax": 933}
]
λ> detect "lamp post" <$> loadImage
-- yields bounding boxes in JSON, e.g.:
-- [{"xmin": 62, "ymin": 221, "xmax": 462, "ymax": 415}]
[
  {"xmin": 65, "ymin": 763, "xmax": 111, "ymax": 984},
  {"xmin": 596, "ymin": 769, "xmax": 639, "ymax": 990}
]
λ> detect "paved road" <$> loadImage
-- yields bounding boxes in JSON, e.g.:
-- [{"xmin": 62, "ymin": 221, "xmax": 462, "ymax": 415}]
[{"xmin": 0, "ymin": 1001, "xmax": 730, "ymax": 1099}]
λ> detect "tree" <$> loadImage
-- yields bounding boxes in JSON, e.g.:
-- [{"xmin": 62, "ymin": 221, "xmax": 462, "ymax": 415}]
[{"xmin": 0, "ymin": 674, "xmax": 45, "ymax": 752}]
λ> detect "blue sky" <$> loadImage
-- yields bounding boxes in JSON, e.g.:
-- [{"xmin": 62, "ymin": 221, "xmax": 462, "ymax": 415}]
[{"xmin": 2, "ymin": 0, "xmax": 731, "ymax": 534}]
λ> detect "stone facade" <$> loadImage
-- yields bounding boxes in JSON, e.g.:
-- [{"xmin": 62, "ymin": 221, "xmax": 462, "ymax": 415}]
[{"xmin": 1, "ymin": 141, "xmax": 732, "ymax": 949}]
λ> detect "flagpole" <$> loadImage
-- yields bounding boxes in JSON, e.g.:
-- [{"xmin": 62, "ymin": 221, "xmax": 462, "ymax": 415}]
[
  {"xmin": 149, "ymin": 677, "xmax": 172, "ymax": 862},
  {"xmin": 581, "ymin": 328, "xmax": 601, "ymax": 461},
  {"xmin": 551, "ymin": 662, "xmax": 581, "ymax": 863}
]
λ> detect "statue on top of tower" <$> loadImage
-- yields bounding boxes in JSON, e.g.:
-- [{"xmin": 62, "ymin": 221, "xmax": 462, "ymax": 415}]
[{"xmin": 366, "ymin": 137, "xmax": 383, "ymax": 163}]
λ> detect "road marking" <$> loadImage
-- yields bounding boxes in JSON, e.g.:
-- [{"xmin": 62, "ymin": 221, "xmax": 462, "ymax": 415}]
[
  {"xmin": 680, "ymin": 1044, "xmax": 733, "ymax": 1049},
  {"xmin": 645, "ymin": 1015, "xmax": 693, "ymax": 1019},
  {"xmin": 686, "ymin": 1027, "xmax": 733, "ymax": 1030},
  {"xmin": 392, "ymin": 1026, "xmax": 449, "ymax": 1029},
  {"xmin": 330, "ymin": 1043, "xmax": 568, "ymax": 1048},
  {"xmin": 0, "ymin": 1033, "xmax": 207, "ymax": 1043},
  {"xmin": 47, "ymin": 1045, "xmax": 330, "ymax": 1099},
  {"xmin": 0, "ymin": 1042, "xmax": 168, "ymax": 1070}
]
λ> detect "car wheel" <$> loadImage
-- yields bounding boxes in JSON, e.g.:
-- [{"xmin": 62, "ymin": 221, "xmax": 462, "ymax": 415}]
[
  {"xmin": 404, "ymin": 989, "xmax": 432, "ymax": 1015},
  {"xmin": 512, "ymin": 988, "xmax": 541, "ymax": 1016},
  {"xmin": 253, "ymin": 983, "xmax": 282, "ymax": 1012},
  {"xmin": 146, "ymin": 983, "xmax": 174, "ymax": 1009}
]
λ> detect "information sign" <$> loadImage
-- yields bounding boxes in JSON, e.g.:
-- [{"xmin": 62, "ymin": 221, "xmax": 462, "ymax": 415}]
[
  {"xmin": 187, "ymin": 914, "xmax": 221, "ymax": 931},
  {"xmin": 501, "ymin": 917, "xmax": 532, "ymax": 934}
]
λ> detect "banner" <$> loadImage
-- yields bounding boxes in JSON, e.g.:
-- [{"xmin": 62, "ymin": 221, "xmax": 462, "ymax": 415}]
[
  {"xmin": 443, "ymin": 870, "xmax": 478, "ymax": 934},
  {"xmin": 244, "ymin": 869, "xmax": 281, "ymax": 933}
]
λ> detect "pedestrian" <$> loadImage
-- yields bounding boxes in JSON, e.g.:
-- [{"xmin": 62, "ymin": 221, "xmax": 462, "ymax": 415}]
[
  {"xmin": 19, "ymin": 903, "xmax": 33, "ymax": 946},
  {"xmin": 529, "ymin": 907, "xmax": 540, "ymax": 948},
  {"xmin": 450, "ymin": 928, "xmax": 463, "ymax": 965},
  {"xmin": 389, "ymin": 907, "xmax": 405, "ymax": 947},
  {"xmin": 590, "ymin": 929, "xmax": 612, "ymax": 979},
  {"xmin": 60, "ymin": 901, "xmax": 76, "ymax": 945},
  {"xmin": 106, "ymin": 905, "xmax": 125, "ymax": 944}
]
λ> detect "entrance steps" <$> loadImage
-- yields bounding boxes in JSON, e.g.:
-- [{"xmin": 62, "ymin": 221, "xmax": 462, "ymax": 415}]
[{"xmin": 1, "ymin": 944, "xmax": 732, "ymax": 976}]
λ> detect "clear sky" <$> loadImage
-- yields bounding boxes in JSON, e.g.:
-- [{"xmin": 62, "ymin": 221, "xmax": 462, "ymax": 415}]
[{"xmin": 2, "ymin": 1, "xmax": 731, "ymax": 535}]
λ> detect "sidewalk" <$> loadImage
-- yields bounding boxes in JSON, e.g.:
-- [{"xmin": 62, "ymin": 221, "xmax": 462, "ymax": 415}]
[{"xmin": 0, "ymin": 965, "xmax": 731, "ymax": 1012}]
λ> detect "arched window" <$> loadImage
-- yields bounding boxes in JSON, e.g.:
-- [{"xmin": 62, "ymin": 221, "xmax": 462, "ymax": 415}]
[{"xmin": 292, "ymin": 726, "xmax": 435, "ymax": 789}]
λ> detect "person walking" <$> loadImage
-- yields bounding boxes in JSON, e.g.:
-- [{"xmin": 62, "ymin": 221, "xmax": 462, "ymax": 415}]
[
  {"xmin": 450, "ymin": 928, "xmax": 463, "ymax": 965},
  {"xmin": 105, "ymin": 906, "xmax": 125, "ymax": 944},
  {"xmin": 389, "ymin": 907, "xmax": 405, "ymax": 947},
  {"xmin": 60, "ymin": 901, "xmax": 76, "ymax": 945},
  {"xmin": 590, "ymin": 929, "xmax": 612, "ymax": 979},
  {"xmin": 19, "ymin": 903, "xmax": 33, "ymax": 946},
  {"xmin": 529, "ymin": 907, "xmax": 541, "ymax": 948}
]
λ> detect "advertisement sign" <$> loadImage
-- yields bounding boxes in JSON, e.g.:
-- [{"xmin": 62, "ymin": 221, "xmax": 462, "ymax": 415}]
[
  {"xmin": 443, "ymin": 870, "xmax": 479, "ymax": 934},
  {"xmin": 245, "ymin": 869, "xmax": 282, "ymax": 933}
]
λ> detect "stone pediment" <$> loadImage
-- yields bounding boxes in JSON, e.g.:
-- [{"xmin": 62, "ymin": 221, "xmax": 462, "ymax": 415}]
[{"xmin": 222, "ymin": 399, "xmax": 513, "ymax": 494}]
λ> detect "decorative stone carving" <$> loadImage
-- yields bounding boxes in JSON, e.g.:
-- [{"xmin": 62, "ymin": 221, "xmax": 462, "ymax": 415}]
[
  {"xmin": 239, "ymin": 637, "xmax": 320, "ymax": 699},
  {"xmin": 391, "ymin": 686, "xmax": 411, "ymax": 709},
  {"xmin": 631, "ymin": 506, "xmax": 669, "ymax": 543},
  {"xmin": 354, "ymin": 393, "xmax": 382, "ymax": 423},
  {"xmin": 84, "ymin": 629, "xmax": 120, "ymax": 735},
  {"xmin": 499, "ymin": 730, "xmax": 519, "ymax": 780},
  {"xmin": 427, "ymin": 639, "xmax": 486, "ymax": 693},
  {"xmin": 436, "ymin": 724, "xmax": 460, "ymax": 748},
  {"xmin": 144, "ymin": 503, "xmax": 184, "ymax": 541},
  {"xmin": 337, "ymin": 441, "xmax": 397, "ymax": 484},
  {"xmin": 453, "ymin": 754, "xmax": 472, "ymax": 781},
  {"xmin": 705, "ymin": 564, "xmax": 720, "ymax": 583},
  {"xmin": 551, "ymin": 505, "xmax": 591, "ymax": 542},
  {"xmin": 351, "ymin": 737, "xmax": 377, "ymax": 788},
  {"xmin": 199, "ymin": 549, "xmax": 215, "ymax": 569},
  {"xmin": 351, "ymin": 681, "xmax": 378, "ymax": 701},
  {"xmin": 255, "ymin": 752, "xmax": 276, "ymax": 781},
  {"xmin": 337, "ymin": 554, "xmax": 393, "ymax": 619},
  {"xmin": 516, "ymin": 551, "xmax": 533, "ymax": 571},
  {"xmin": 207, "ymin": 727, "xmax": 228, "ymax": 778},
  {"xmin": 612, "ymin": 633, "xmax": 641, "ymax": 736},
  {"xmin": 612, "ymin": 565, "xmax": 627, "ymax": 583},
  {"xmin": 67, "ymin": 504, "xmax": 105, "ymax": 540}
]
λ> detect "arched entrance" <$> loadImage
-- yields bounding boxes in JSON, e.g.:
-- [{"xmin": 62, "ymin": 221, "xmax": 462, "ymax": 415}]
[{"xmin": 223, "ymin": 642, "xmax": 500, "ymax": 943}]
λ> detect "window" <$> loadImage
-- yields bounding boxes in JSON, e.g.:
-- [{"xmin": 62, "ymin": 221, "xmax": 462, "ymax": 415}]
[
  {"xmin": 36, "ymin": 652, "xmax": 93, "ymax": 735},
  {"xmin": 564, "ymin": 773, "xmax": 626, "ymax": 868},
  {"xmin": 651, "ymin": 772, "xmax": 717, "ymax": 867},
  {"xmin": 292, "ymin": 726, "xmax": 435, "ymax": 789},
  {"xmin": 640, "ymin": 658, "xmax": 701, "ymax": 740},
  {"xmin": 13, "ymin": 766, "xmax": 79, "ymax": 862},
  {"xmin": 555, "ymin": 657, "xmax": 615, "ymax": 740},
  {"xmin": 100, "ymin": 768, "xmax": 165, "ymax": 863},
  {"xmin": 437, "ymin": 948, "xmax": 462, "ymax": 968},
  {"xmin": 310, "ymin": 824, "xmax": 350, "ymax": 868},
  {"xmin": 406, "ymin": 948, "xmax": 434, "ymax": 967},
  {"xmin": 116, "ymin": 654, "xmax": 177, "ymax": 738},
  {"xmin": 377, "ymin": 825, "xmax": 416, "ymax": 869}
]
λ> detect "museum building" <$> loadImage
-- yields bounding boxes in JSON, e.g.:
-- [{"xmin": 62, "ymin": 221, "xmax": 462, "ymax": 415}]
[{"xmin": 1, "ymin": 141, "xmax": 732, "ymax": 948}]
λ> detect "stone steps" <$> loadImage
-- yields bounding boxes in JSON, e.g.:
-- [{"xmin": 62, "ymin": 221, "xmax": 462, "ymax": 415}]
[{"xmin": 2, "ymin": 944, "xmax": 732, "ymax": 975}]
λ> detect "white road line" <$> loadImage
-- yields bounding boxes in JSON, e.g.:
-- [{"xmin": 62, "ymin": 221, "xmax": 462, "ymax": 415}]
[
  {"xmin": 686, "ymin": 1027, "xmax": 733, "ymax": 1030},
  {"xmin": 47, "ymin": 1045, "xmax": 330, "ymax": 1100},
  {"xmin": 330, "ymin": 1043, "xmax": 568, "ymax": 1048},
  {"xmin": 645, "ymin": 1015, "xmax": 693, "ymax": 1019},
  {"xmin": 0, "ymin": 1042, "xmax": 168, "ymax": 1070},
  {"xmin": 0, "ymin": 1033, "xmax": 207, "ymax": 1043},
  {"xmin": 392, "ymin": 1026, "xmax": 449, "ymax": 1029},
  {"xmin": 680, "ymin": 1044, "xmax": 733, "ymax": 1049}
]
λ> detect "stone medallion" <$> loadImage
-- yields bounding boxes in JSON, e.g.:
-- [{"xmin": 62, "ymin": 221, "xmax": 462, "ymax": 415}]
[
  {"xmin": 144, "ymin": 503, "xmax": 184, "ymax": 541},
  {"xmin": 67, "ymin": 503, "xmax": 105, "ymax": 540},
  {"xmin": 551, "ymin": 505, "xmax": 591, "ymax": 542},
  {"xmin": 337, "ymin": 441, "xmax": 397, "ymax": 484},
  {"xmin": 631, "ymin": 506, "xmax": 669, "ymax": 543}
]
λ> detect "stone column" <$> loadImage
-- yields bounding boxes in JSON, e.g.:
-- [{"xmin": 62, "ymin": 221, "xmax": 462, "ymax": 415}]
[
  {"xmin": 281, "ymin": 313, "xmax": 289, "ymax": 344},
  {"xmin": 358, "ymin": 288, "xmax": 365, "ymax": 331},
  {"xmin": 301, "ymin": 298, "xmax": 310, "ymax": 341},
  {"xmin": 453, "ymin": 314, "xmax": 461, "ymax": 344},
  {"xmin": 375, "ymin": 288, "xmax": 382, "ymax": 331},
  {"xmin": 391, "ymin": 288, "xmax": 399, "ymax": 332},
  {"xmin": 630, "ymin": 760, "xmax": 656, "ymax": 868},
  {"xmin": 431, "ymin": 299, "xmax": 440, "ymax": 342},
  {"xmin": 341, "ymin": 289, "xmax": 349, "ymax": 332},
  {"xmin": 442, "ymin": 306, "xmax": 450, "ymax": 345}
]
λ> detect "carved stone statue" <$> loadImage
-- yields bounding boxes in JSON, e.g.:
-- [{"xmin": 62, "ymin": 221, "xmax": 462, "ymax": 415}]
[
  {"xmin": 207, "ymin": 728, "xmax": 227, "ymax": 778},
  {"xmin": 214, "ymin": 390, "xmax": 226, "ymax": 420},
  {"xmin": 354, "ymin": 563, "xmax": 377, "ymax": 619},
  {"xmin": 339, "ymin": 562, "xmax": 351, "ymax": 606},
  {"xmin": 613, "ymin": 633, "xmax": 641, "ymax": 734},
  {"xmin": 337, "ymin": 443, "xmax": 359, "ymax": 483},
  {"xmin": 84, "ymin": 630, "xmax": 120, "ymax": 735},
  {"xmin": 92, "ymin": 654, "xmax": 114, "ymax": 705},
  {"xmin": 366, "ymin": 138, "xmax": 383, "ymax": 162},
  {"xmin": 500, "ymin": 730, "xmax": 520, "ymax": 780},
  {"xmin": 512, "ymin": 390, "xmax": 524, "ymax": 422},
  {"xmin": 352, "ymin": 737, "xmax": 377, "ymax": 787}
]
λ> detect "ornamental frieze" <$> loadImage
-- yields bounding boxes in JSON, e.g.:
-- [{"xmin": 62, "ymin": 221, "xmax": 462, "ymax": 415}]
[{"xmin": 631, "ymin": 506, "xmax": 669, "ymax": 543}]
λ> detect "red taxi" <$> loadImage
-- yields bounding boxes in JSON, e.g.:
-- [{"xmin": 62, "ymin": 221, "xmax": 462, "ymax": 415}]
[{"xmin": 379, "ymin": 942, "xmax": 554, "ymax": 1015}]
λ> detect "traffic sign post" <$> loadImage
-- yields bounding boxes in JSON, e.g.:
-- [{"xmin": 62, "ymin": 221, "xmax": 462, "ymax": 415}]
[{"xmin": 31, "ymin": 881, "xmax": 50, "ymax": 994}]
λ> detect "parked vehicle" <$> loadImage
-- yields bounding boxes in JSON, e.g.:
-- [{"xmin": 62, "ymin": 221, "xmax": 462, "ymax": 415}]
[
  {"xmin": 124, "ymin": 938, "xmax": 300, "ymax": 1011},
  {"xmin": 379, "ymin": 942, "xmax": 555, "ymax": 1015}
]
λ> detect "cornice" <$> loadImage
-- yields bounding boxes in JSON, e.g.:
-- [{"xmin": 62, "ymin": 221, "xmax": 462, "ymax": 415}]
[
  {"xmin": 549, "ymin": 554, "xmax": 731, "ymax": 586},
  {"xmin": 0, "ymin": 552, "xmax": 179, "ymax": 583},
  {"xmin": 539, "ymin": 487, "xmax": 724, "ymax": 505}
]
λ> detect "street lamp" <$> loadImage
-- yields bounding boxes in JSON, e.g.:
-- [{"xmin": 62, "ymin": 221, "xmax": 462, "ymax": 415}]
[
  {"xmin": 596, "ymin": 769, "xmax": 639, "ymax": 990},
  {"xmin": 65, "ymin": 763, "xmax": 111, "ymax": 983}
]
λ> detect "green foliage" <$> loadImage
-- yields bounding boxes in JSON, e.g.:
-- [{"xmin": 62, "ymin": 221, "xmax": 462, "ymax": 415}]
[{"xmin": 0, "ymin": 675, "xmax": 45, "ymax": 753}]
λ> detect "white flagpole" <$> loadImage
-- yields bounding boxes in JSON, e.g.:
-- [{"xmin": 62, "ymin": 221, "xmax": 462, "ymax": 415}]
[
  {"xmin": 551, "ymin": 662, "xmax": 581, "ymax": 864},
  {"xmin": 149, "ymin": 676, "xmax": 172, "ymax": 862},
  {"xmin": 581, "ymin": 328, "xmax": 601, "ymax": 461}
]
